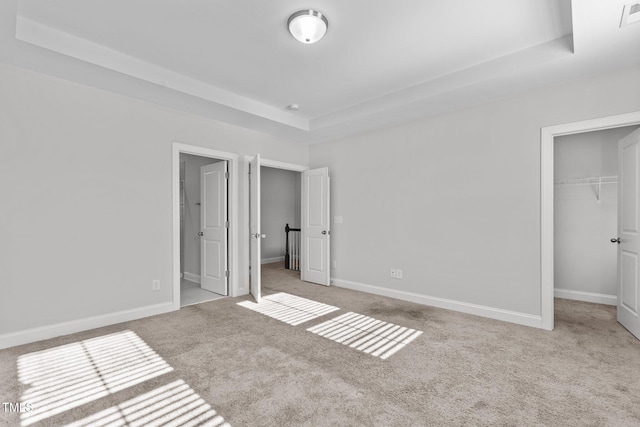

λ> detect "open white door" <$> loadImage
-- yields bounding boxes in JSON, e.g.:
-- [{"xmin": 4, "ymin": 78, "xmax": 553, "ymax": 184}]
[
  {"xmin": 200, "ymin": 161, "xmax": 228, "ymax": 295},
  {"xmin": 617, "ymin": 128, "xmax": 640, "ymax": 340},
  {"xmin": 302, "ymin": 167, "xmax": 330, "ymax": 286},
  {"xmin": 249, "ymin": 154, "xmax": 261, "ymax": 302}
]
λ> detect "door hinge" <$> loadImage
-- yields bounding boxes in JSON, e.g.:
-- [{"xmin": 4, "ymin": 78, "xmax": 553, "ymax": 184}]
[
  {"xmin": 225, "ymin": 221, "xmax": 229, "ymax": 228},
  {"xmin": 225, "ymin": 171, "xmax": 229, "ymax": 179},
  {"xmin": 225, "ymin": 270, "xmax": 230, "ymax": 278}
]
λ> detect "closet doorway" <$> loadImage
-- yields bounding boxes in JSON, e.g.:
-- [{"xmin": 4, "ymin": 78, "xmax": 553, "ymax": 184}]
[
  {"xmin": 554, "ymin": 126, "xmax": 639, "ymax": 307},
  {"xmin": 541, "ymin": 112, "xmax": 640, "ymax": 334}
]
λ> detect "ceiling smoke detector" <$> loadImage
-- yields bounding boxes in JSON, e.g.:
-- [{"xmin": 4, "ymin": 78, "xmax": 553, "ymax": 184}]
[{"xmin": 287, "ymin": 10, "xmax": 328, "ymax": 44}]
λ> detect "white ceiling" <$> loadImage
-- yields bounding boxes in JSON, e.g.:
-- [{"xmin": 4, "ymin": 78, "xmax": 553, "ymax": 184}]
[{"xmin": 2, "ymin": 0, "xmax": 640, "ymax": 144}]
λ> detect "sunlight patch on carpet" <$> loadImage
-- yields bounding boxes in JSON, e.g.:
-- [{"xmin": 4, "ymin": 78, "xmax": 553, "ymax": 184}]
[
  {"xmin": 17, "ymin": 330, "xmax": 173, "ymax": 426},
  {"xmin": 307, "ymin": 312, "xmax": 423, "ymax": 359},
  {"xmin": 63, "ymin": 379, "xmax": 230, "ymax": 427},
  {"xmin": 237, "ymin": 292, "xmax": 339, "ymax": 325}
]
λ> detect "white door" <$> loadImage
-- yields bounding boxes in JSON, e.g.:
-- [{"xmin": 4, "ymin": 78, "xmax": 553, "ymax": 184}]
[
  {"xmin": 249, "ymin": 154, "xmax": 261, "ymax": 302},
  {"xmin": 200, "ymin": 161, "xmax": 228, "ymax": 295},
  {"xmin": 617, "ymin": 128, "xmax": 640, "ymax": 340},
  {"xmin": 302, "ymin": 167, "xmax": 330, "ymax": 286}
]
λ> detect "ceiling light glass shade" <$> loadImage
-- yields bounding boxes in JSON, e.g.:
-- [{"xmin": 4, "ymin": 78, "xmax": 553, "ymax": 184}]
[{"xmin": 288, "ymin": 10, "xmax": 328, "ymax": 44}]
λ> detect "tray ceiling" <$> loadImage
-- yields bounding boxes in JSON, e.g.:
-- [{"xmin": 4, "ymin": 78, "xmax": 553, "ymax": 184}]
[{"xmin": 2, "ymin": 0, "xmax": 639, "ymax": 143}]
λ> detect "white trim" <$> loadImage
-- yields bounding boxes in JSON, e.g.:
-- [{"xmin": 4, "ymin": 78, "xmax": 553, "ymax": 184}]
[
  {"xmin": 173, "ymin": 142, "xmax": 240, "ymax": 311},
  {"xmin": 332, "ymin": 279, "xmax": 542, "ymax": 329},
  {"xmin": 183, "ymin": 272, "xmax": 201, "ymax": 284},
  {"xmin": 0, "ymin": 303, "xmax": 173, "ymax": 350},
  {"xmin": 554, "ymin": 289, "xmax": 617, "ymax": 306},
  {"xmin": 15, "ymin": 16, "xmax": 309, "ymax": 131},
  {"xmin": 541, "ymin": 111, "xmax": 640, "ymax": 331},
  {"xmin": 245, "ymin": 156, "xmax": 309, "ymax": 172},
  {"xmin": 261, "ymin": 256, "xmax": 285, "ymax": 264}
]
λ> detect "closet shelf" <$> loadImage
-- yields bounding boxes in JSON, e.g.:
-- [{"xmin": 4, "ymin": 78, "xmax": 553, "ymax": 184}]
[
  {"xmin": 554, "ymin": 175, "xmax": 618, "ymax": 203},
  {"xmin": 554, "ymin": 176, "xmax": 618, "ymax": 186}
]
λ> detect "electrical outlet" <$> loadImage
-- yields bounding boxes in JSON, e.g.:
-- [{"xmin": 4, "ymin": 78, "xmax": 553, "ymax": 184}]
[
  {"xmin": 332, "ymin": 260, "xmax": 337, "ymax": 269},
  {"xmin": 152, "ymin": 280, "xmax": 160, "ymax": 291},
  {"xmin": 396, "ymin": 269, "xmax": 403, "ymax": 279},
  {"xmin": 390, "ymin": 269, "xmax": 396, "ymax": 278}
]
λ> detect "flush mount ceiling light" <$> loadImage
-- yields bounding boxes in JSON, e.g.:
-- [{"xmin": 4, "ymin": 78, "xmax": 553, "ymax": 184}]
[{"xmin": 287, "ymin": 10, "xmax": 328, "ymax": 44}]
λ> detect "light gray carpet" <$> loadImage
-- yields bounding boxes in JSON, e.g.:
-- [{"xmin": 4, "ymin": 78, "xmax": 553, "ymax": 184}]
[{"xmin": 1, "ymin": 262, "xmax": 639, "ymax": 426}]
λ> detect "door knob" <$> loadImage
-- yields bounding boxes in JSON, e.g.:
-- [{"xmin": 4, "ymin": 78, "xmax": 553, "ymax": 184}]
[
  {"xmin": 321, "ymin": 230, "xmax": 327, "ymax": 235},
  {"xmin": 611, "ymin": 237, "xmax": 621, "ymax": 244},
  {"xmin": 198, "ymin": 231, "xmax": 204, "ymax": 237}
]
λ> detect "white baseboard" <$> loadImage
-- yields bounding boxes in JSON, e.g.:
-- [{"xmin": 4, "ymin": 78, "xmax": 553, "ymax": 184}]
[
  {"xmin": 262, "ymin": 256, "xmax": 285, "ymax": 265},
  {"xmin": 554, "ymin": 288, "xmax": 617, "ymax": 306},
  {"xmin": 183, "ymin": 272, "xmax": 201, "ymax": 284},
  {"xmin": 0, "ymin": 302, "xmax": 174, "ymax": 350},
  {"xmin": 332, "ymin": 278, "xmax": 543, "ymax": 329}
]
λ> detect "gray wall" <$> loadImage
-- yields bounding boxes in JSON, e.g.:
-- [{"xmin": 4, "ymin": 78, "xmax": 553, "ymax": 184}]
[
  {"xmin": 311, "ymin": 64, "xmax": 640, "ymax": 317},
  {"xmin": 0, "ymin": 63, "xmax": 309, "ymax": 335},
  {"xmin": 180, "ymin": 154, "xmax": 222, "ymax": 279},
  {"xmin": 554, "ymin": 126, "xmax": 640, "ymax": 299},
  {"xmin": 260, "ymin": 167, "xmax": 301, "ymax": 262},
  {"xmin": 2, "ymin": 59, "xmax": 640, "ymax": 340}
]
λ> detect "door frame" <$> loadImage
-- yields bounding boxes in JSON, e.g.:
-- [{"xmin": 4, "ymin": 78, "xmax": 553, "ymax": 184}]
[
  {"xmin": 243, "ymin": 156, "xmax": 309, "ymax": 289},
  {"xmin": 540, "ymin": 111, "xmax": 640, "ymax": 330},
  {"xmin": 173, "ymin": 142, "xmax": 239, "ymax": 310}
]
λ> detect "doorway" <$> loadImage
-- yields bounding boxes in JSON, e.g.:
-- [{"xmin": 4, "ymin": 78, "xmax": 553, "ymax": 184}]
[
  {"xmin": 246, "ymin": 156, "xmax": 332, "ymax": 302},
  {"xmin": 260, "ymin": 166, "xmax": 301, "ymax": 267},
  {"xmin": 179, "ymin": 153, "xmax": 227, "ymax": 306},
  {"xmin": 172, "ymin": 143, "xmax": 239, "ymax": 310},
  {"xmin": 541, "ymin": 112, "xmax": 640, "ymax": 330},
  {"xmin": 246, "ymin": 156, "xmax": 309, "ymax": 302},
  {"xmin": 554, "ymin": 127, "xmax": 639, "ymax": 308}
]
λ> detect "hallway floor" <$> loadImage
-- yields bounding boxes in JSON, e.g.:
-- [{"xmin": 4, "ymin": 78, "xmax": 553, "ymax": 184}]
[{"xmin": 180, "ymin": 278, "xmax": 225, "ymax": 307}]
